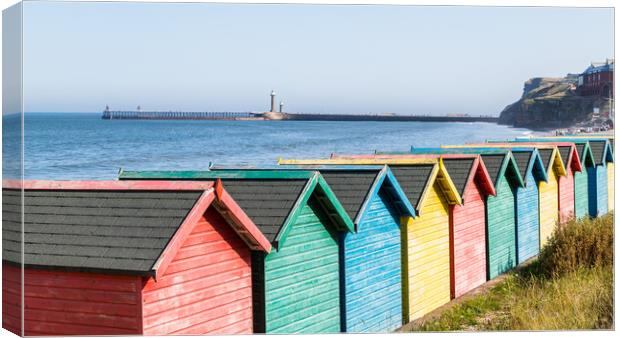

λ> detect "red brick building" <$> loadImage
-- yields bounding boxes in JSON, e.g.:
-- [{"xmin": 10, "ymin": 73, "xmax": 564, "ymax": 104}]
[{"xmin": 578, "ymin": 59, "xmax": 614, "ymax": 98}]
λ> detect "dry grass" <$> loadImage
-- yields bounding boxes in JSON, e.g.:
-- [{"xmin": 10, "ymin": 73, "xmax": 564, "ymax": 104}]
[{"xmin": 410, "ymin": 213, "xmax": 614, "ymax": 331}]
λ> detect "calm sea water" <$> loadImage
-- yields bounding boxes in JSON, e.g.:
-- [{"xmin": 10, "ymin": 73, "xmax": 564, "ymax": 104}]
[{"xmin": 3, "ymin": 113, "xmax": 536, "ymax": 180}]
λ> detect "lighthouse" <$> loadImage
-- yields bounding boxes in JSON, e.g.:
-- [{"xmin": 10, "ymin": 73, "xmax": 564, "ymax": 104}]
[{"xmin": 270, "ymin": 90, "xmax": 276, "ymax": 112}]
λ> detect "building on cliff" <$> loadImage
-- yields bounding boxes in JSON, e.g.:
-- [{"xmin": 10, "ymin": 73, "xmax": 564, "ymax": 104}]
[{"xmin": 578, "ymin": 59, "xmax": 614, "ymax": 98}]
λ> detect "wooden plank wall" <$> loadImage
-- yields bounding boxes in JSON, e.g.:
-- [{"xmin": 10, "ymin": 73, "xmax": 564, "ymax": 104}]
[
  {"xmin": 2, "ymin": 263, "xmax": 22, "ymax": 336},
  {"xmin": 486, "ymin": 176, "xmax": 517, "ymax": 280},
  {"xmin": 574, "ymin": 169, "xmax": 590, "ymax": 219},
  {"xmin": 558, "ymin": 167, "xmax": 575, "ymax": 224},
  {"xmin": 141, "ymin": 208, "xmax": 253, "ymax": 335},
  {"xmin": 516, "ymin": 171, "xmax": 540, "ymax": 263},
  {"xmin": 597, "ymin": 166, "xmax": 609, "ymax": 216},
  {"xmin": 341, "ymin": 189, "xmax": 402, "ymax": 333},
  {"xmin": 263, "ymin": 196, "xmax": 341, "ymax": 333},
  {"xmin": 587, "ymin": 166, "xmax": 608, "ymax": 217},
  {"xmin": 607, "ymin": 163, "xmax": 614, "ymax": 212},
  {"xmin": 2, "ymin": 263, "xmax": 142, "ymax": 336},
  {"xmin": 405, "ymin": 183, "xmax": 451, "ymax": 321},
  {"xmin": 539, "ymin": 170, "xmax": 559, "ymax": 248},
  {"xmin": 450, "ymin": 179, "xmax": 487, "ymax": 299}
]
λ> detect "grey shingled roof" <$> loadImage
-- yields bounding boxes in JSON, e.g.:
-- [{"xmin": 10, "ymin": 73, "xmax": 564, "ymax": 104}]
[
  {"xmin": 589, "ymin": 140, "xmax": 606, "ymax": 165},
  {"xmin": 480, "ymin": 154, "xmax": 506, "ymax": 185},
  {"xmin": 538, "ymin": 149, "xmax": 554, "ymax": 171},
  {"xmin": 558, "ymin": 146, "xmax": 571, "ymax": 168},
  {"xmin": 388, "ymin": 165, "xmax": 434, "ymax": 210},
  {"xmin": 441, "ymin": 159, "xmax": 474, "ymax": 197},
  {"xmin": 575, "ymin": 143, "xmax": 586, "ymax": 159},
  {"xmin": 2, "ymin": 189, "xmax": 202, "ymax": 274},
  {"xmin": 319, "ymin": 170, "xmax": 380, "ymax": 221},
  {"xmin": 218, "ymin": 179, "xmax": 308, "ymax": 242},
  {"xmin": 511, "ymin": 151, "xmax": 533, "ymax": 180}
]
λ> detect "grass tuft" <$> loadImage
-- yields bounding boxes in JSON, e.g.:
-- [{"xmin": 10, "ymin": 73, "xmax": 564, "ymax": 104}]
[{"xmin": 410, "ymin": 213, "xmax": 614, "ymax": 331}]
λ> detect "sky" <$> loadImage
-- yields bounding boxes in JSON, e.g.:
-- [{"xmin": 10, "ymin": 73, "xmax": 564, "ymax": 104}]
[{"xmin": 20, "ymin": 2, "xmax": 614, "ymax": 115}]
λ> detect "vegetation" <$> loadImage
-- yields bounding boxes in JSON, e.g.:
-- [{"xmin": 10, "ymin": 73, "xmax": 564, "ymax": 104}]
[{"xmin": 409, "ymin": 213, "xmax": 614, "ymax": 331}]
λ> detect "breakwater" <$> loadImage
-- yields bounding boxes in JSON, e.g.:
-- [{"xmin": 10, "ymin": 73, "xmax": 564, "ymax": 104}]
[
  {"xmin": 283, "ymin": 112, "xmax": 499, "ymax": 123},
  {"xmin": 101, "ymin": 110, "xmax": 259, "ymax": 120},
  {"xmin": 101, "ymin": 110, "xmax": 499, "ymax": 122}
]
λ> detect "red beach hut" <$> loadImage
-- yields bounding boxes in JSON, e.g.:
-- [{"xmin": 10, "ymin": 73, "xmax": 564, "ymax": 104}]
[{"xmin": 2, "ymin": 180, "xmax": 271, "ymax": 336}]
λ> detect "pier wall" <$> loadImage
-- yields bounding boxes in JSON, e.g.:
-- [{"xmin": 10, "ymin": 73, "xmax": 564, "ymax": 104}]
[{"xmin": 102, "ymin": 110, "xmax": 499, "ymax": 123}]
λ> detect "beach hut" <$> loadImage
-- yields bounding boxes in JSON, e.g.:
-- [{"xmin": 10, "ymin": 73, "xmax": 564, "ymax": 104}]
[
  {"xmin": 2, "ymin": 180, "xmax": 271, "ymax": 336},
  {"xmin": 120, "ymin": 170, "xmax": 354, "ymax": 334},
  {"xmin": 239, "ymin": 165, "xmax": 414, "ymax": 332},
  {"xmin": 329, "ymin": 153, "xmax": 496, "ymax": 299},
  {"xmin": 278, "ymin": 157, "xmax": 461, "ymax": 322},
  {"xmin": 411, "ymin": 148, "xmax": 525, "ymax": 278},
  {"xmin": 587, "ymin": 139, "xmax": 614, "ymax": 215}
]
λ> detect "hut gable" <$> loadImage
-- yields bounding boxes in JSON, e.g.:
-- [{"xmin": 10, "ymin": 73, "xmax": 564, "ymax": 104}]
[
  {"xmin": 558, "ymin": 146, "xmax": 571, "ymax": 168},
  {"xmin": 320, "ymin": 170, "xmax": 379, "ymax": 220},
  {"xmin": 589, "ymin": 140, "xmax": 614, "ymax": 165},
  {"xmin": 441, "ymin": 158, "xmax": 473, "ymax": 197},
  {"xmin": 538, "ymin": 149, "xmax": 554, "ymax": 170},
  {"xmin": 576, "ymin": 143, "xmax": 586, "ymax": 160},
  {"xmin": 217, "ymin": 179, "xmax": 308, "ymax": 242},
  {"xmin": 389, "ymin": 165, "xmax": 435, "ymax": 211},
  {"xmin": 511, "ymin": 151, "xmax": 532, "ymax": 180},
  {"xmin": 317, "ymin": 167, "xmax": 415, "ymax": 226},
  {"xmin": 512, "ymin": 150, "xmax": 547, "ymax": 185},
  {"xmin": 479, "ymin": 154, "xmax": 504, "ymax": 185},
  {"xmin": 480, "ymin": 153, "xmax": 524, "ymax": 190}
]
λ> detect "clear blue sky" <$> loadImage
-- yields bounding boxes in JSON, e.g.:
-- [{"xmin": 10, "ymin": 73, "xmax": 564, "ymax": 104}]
[{"xmin": 22, "ymin": 2, "xmax": 613, "ymax": 115}]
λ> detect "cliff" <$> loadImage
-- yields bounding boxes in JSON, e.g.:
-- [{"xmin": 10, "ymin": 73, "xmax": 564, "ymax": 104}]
[{"xmin": 498, "ymin": 75, "xmax": 610, "ymax": 129}]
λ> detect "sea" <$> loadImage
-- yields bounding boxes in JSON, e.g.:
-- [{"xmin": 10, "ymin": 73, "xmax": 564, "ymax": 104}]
[{"xmin": 3, "ymin": 113, "xmax": 538, "ymax": 180}]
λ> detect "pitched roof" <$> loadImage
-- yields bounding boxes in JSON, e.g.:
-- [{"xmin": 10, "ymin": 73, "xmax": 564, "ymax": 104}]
[
  {"xmin": 318, "ymin": 170, "xmax": 379, "ymax": 220},
  {"xmin": 558, "ymin": 146, "xmax": 571, "ymax": 166},
  {"xmin": 538, "ymin": 149, "xmax": 554, "ymax": 170},
  {"xmin": 576, "ymin": 143, "xmax": 586, "ymax": 159},
  {"xmin": 218, "ymin": 179, "xmax": 308, "ymax": 242},
  {"xmin": 388, "ymin": 165, "xmax": 435, "ymax": 210},
  {"xmin": 119, "ymin": 170, "xmax": 355, "ymax": 247},
  {"xmin": 480, "ymin": 154, "xmax": 505, "ymax": 185},
  {"xmin": 3, "ymin": 180, "xmax": 272, "ymax": 276},
  {"xmin": 2, "ymin": 188, "xmax": 202, "ymax": 274},
  {"xmin": 441, "ymin": 158, "xmax": 474, "ymax": 197},
  {"xmin": 511, "ymin": 151, "xmax": 533, "ymax": 179},
  {"xmin": 589, "ymin": 140, "xmax": 607, "ymax": 165}
]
